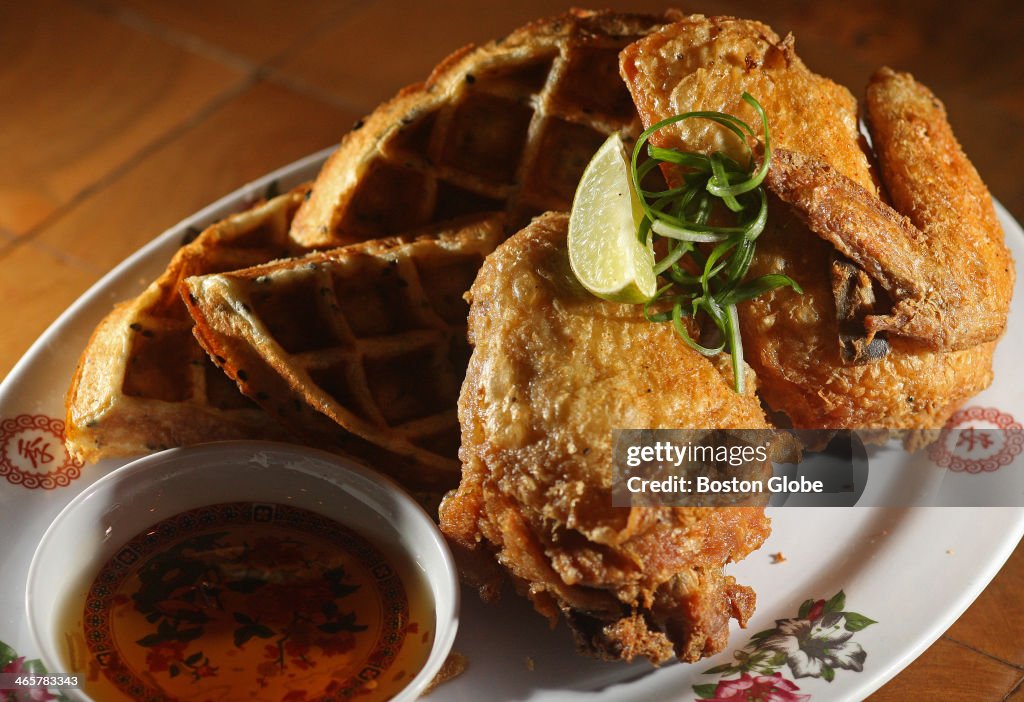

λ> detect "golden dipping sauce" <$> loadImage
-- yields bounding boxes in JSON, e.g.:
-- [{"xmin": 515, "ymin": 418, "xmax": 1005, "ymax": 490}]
[{"xmin": 60, "ymin": 502, "xmax": 434, "ymax": 701}]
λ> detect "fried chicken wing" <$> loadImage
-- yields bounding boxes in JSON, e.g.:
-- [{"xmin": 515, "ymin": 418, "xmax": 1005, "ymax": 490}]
[
  {"xmin": 763, "ymin": 73, "xmax": 1013, "ymax": 350},
  {"xmin": 439, "ymin": 212, "xmax": 771, "ymax": 664},
  {"xmin": 620, "ymin": 15, "xmax": 1011, "ymax": 431},
  {"xmin": 740, "ymin": 209, "xmax": 996, "ymax": 432},
  {"xmin": 863, "ymin": 67, "xmax": 1014, "ymax": 347}
]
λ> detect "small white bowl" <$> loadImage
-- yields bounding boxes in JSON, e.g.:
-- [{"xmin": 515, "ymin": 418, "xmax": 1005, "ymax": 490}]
[{"xmin": 26, "ymin": 441, "xmax": 458, "ymax": 702}]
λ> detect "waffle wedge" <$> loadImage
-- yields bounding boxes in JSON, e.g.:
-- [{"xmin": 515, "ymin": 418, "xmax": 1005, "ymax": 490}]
[
  {"xmin": 66, "ymin": 186, "xmax": 309, "ymax": 462},
  {"xmin": 290, "ymin": 8, "xmax": 679, "ymax": 249},
  {"xmin": 65, "ymin": 8, "xmax": 677, "ymax": 466},
  {"xmin": 181, "ymin": 216, "xmax": 503, "ymax": 490}
]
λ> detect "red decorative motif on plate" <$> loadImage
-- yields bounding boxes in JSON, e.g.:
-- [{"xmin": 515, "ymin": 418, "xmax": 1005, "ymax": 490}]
[
  {"xmin": 928, "ymin": 406, "xmax": 1023, "ymax": 473},
  {"xmin": 0, "ymin": 414, "xmax": 82, "ymax": 489}
]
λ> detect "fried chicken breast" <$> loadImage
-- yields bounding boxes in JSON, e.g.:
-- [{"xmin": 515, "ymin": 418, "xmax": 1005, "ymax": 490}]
[
  {"xmin": 439, "ymin": 212, "xmax": 771, "ymax": 664},
  {"xmin": 620, "ymin": 15, "xmax": 1012, "ymax": 432}
]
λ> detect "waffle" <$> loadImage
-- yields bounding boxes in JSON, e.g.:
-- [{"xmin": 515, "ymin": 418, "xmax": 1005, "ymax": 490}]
[
  {"xmin": 181, "ymin": 216, "xmax": 504, "ymax": 490},
  {"xmin": 65, "ymin": 186, "xmax": 310, "ymax": 462},
  {"xmin": 65, "ymin": 8, "xmax": 677, "ymax": 465},
  {"xmin": 290, "ymin": 8, "xmax": 680, "ymax": 249}
]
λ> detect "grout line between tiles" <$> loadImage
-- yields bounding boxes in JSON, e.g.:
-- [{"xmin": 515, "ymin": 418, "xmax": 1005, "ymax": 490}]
[
  {"xmin": 254, "ymin": 0, "xmax": 376, "ymax": 117},
  {"xmin": 75, "ymin": 0, "xmax": 260, "ymax": 74},
  {"xmin": 262, "ymin": 0, "xmax": 371, "ymax": 69},
  {"xmin": 0, "ymin": 238, "xmax": 20, "ymax": 262},
  {"xmin": 0, "ymin": 234, "xmax": 91, "ymax": 277},
  {"xmin": 1003, "ymin": 673, "xmax": 1024, "ymax": 701},
  {"xmin": 21, "ymin": 235, "xmax": 108, "ymax": 275},
  {"xmin": 943, "ymin": 634, "xmax": 1024, "ymax": 672},
  {"xmin": 75, "ymin": 0, "xmax": 370, "ymax": 78},
  {"xmin": 263, "ymin": 70, "xmax": 373, "ymax": 117},
  {"xmin": 22, "ymin": 0, "xmax": 369, "ymax": 265}
]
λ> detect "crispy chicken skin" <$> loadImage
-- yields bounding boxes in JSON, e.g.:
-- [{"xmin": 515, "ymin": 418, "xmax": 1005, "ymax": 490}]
[
  {"xmin": 439, "ymin": 213, "xmax": 771, "ymax": 664},
  {"xmin": 620, "ymin": 15, "xmax": 878, "ymax": 193},
  {"xmin": 739, "ymin": 206, "xmax": 995, "ymax": 431},
  {"xmin": 863, "ymin": 67, "xmax": 1013, "ymax": 347},
  {"xmin": 620, "ymin": 15, "xmax": 1011, "ymax": 431},
  {"xmin": 763, "ymin": 70, "xmax": 1013, "ymax": 350}
]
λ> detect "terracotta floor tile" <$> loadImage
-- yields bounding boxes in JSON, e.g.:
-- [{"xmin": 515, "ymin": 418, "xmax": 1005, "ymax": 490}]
[
  {"xmin": 274, "ymin": 0, "xmax": 673, "ymax": 112},
  {"xmin": 92, "ymin": 0, "xmax": 360, "ymax": 65},
  {"xmin": 947, "ymin": 542, "xmax": 1024, "ymax": 667},
  {"xmin": 925, "ymin": 91, "xmax": 1024, "ymax": 223},
  {"xmin": 32, "ymin": 80, "xmax": 357, "ymax": 273},
  {"xmin": 0, "ymin": 244, "xmax": 98, "ymax": 378},
  {"xmin": 0, "ymin": 0, "xmax": 243, "ymax": 236},
  {"xmin": 731, "ymin": 0, "xmax": 1023, "ymax": 111},
  {"xmin": 868, "ymin": 638, "xmax": 1024, "ymax": 701}
]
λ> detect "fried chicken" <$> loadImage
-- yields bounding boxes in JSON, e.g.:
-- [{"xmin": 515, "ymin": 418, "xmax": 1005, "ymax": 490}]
[
  {"xmin": 862, "ymin": 68, "xmax": 1013, "ymax": 348},
  {"xmin": 621, "ymin": 15, "xmax": 878, "ymax": 193},
  {"xmin": 620, "ymin": 15, "xmax": 1012, "ymax": 431},
  {"xmin": 438, "ymin": 212, "xmax": 771, "ymax": 664}
]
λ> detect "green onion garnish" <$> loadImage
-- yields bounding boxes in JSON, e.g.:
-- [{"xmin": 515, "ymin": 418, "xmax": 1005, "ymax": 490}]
[{"xmin": 629, "ymin": 93, "xmax": 802, "ymax": 393}]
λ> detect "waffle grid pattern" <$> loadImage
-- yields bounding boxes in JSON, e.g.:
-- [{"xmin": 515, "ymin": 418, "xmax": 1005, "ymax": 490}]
[
  {"xmin": 300, "ymin": 10, "xmax": 676, "ymax": 245},
  {"xmin": 64, "ymin": 187, "xmax": 308, "ymax": 460},
  {"xmin": 183, "ymin": 219, "xmax": 503, "ymax": 484}
]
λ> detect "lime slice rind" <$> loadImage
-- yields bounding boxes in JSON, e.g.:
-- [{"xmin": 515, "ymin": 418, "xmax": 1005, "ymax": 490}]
[{"xmin": 568, "ymin": 134, "xmax": 656, "ymax": 304}]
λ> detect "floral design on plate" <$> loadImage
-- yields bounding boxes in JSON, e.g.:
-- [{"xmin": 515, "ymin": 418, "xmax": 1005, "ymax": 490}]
[
  {"xmin": 693, "ymin": 591, "xmax": 876, "ymax": 701},
  {"xmin": 0, "ymin": 639, "xmax": 68, "ymax": 702}
]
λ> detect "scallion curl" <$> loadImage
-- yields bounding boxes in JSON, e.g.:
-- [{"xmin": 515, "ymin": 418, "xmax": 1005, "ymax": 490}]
[{"xmin": 628, "ymin": 93, "xmax": 800, "ymax": 392}]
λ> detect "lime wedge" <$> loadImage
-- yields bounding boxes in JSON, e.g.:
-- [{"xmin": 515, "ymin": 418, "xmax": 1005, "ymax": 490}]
[{"xmin": 568, "ymin": 133, "xmax": 656, "ymax": 304}]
